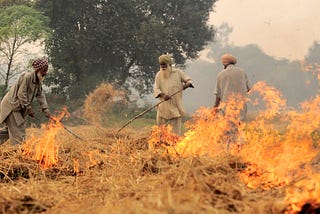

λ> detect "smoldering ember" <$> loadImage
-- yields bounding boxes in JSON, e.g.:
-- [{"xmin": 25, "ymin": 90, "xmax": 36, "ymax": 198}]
[{"xmin": 0, "ymin": 82, "xmax": 319, "ymax": 213}]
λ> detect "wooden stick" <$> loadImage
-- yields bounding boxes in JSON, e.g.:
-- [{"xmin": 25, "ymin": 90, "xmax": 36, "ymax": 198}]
[
  {"xmin": 48, "ymin": 115, "xmax": 86, "ymax": 141},
  {"xmin": 117, "ymin": 88, "xmax": 184, "ymax": 134}
]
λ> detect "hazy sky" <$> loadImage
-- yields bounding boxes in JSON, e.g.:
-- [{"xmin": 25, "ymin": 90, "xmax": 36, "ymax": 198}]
[{"xmin": 209, "ymin": 0, "xmax": 320, "ymax": 60}]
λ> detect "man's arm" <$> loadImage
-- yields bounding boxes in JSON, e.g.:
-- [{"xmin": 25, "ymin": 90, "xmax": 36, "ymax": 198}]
[
  {"xmin": 180, "ymin": 69, "xmax": 194, "ymax": 90},
  {"xmin": 17, "ymin": 74, "xmax": 32, "ymax": 111},
  {"xmin": 213, "ymin": 75, "xmax": 221, "ymax": 108},
  {"xmin": 36, "ymin": 86, "xmax": 50, "ymax": 117},
  {"xmin": 245, "ymin": 73, "xmax": 251, "ymax": 92},
  {"xmin": 154, "ymin": 73, "xmax": 162, "ymax": 98},
  {"xmin": 214, "ymin": 96, "xmax": 220, "ymax": 108}
]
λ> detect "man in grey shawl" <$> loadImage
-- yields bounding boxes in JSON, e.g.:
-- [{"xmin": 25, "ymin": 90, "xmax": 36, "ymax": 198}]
[{"xmin": 0, "ymin": 57, "xmax": 51, "ymax": 145}]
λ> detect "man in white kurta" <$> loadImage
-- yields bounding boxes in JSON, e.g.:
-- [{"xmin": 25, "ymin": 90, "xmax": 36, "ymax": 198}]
[{"xmin": 154, "ymin": 54, "xmax": 193, "ymax": 136}]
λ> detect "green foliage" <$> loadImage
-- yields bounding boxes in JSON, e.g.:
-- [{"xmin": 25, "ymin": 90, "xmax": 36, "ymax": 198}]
[
  {"xmin": 36, "ymin": 0, "xmax": 216, "ymax": 99},
  {"xmin": 0, "ymin": 4, "xmax": 50, "ymax": 95},
  {"xmin": 0, "ymin": 5, "xmax": 50, "ymax": 42}
]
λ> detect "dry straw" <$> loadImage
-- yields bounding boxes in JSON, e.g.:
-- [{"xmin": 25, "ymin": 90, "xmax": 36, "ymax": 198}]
[
  {"xmin": 83, "ymin": 82, "xmax": 125, "ymax": 127},
  {"xmin": 1, "ymin": 85, "xmax": 319, "ymax": 213},
  {"xmin": 0, "ymin": 126, "xmax": 288, "ymax": 213}
]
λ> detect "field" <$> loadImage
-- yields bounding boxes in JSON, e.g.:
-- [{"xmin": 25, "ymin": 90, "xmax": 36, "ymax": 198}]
[
  {"xmin": 0, "ymin": 83, "xmax": 319, "ymax": 214},
  {"xmin": 0, "ymin": 126, "xmax": 294, "ymax": 214}
]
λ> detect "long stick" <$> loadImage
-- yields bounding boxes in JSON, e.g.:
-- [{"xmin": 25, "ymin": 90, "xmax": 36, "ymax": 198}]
[
  {"xmin": 117, "ymin": 88, "xmax": 184, "ymax": 134},
  {"xmin": 48, "ymin": 115, "xmax": 86, "ymax": 141}
]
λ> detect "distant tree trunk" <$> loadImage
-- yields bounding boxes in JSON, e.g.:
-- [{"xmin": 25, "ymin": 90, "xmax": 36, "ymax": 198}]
[{"xmin": 2, "ymin": 36, "xmax": 17, "ymax": 98}]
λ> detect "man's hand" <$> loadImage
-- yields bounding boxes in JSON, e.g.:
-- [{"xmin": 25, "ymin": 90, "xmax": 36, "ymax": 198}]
[
  {"xmin": 213, "ymin": 107, "xmax": 220, "ymax": 114},
  {"xmin": 162, "ymin": 94, "xmax": 170, "ymax": 101},
  {"xmin": 43, "ymin": 109, "xmax": 51, "ymax": 118},
  {"xmin": 28, "ymin": 108, "xmax": 35, "ymax": 118},
  {"xmin": 157, "ymin": 93, "xmax": 171, "ymax": 101},
  {"xmin": 183, "ymin": 82, "xmax": 194, "ymax": 90}
]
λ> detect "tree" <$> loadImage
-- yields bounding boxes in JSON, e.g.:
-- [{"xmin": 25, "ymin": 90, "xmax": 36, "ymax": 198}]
[
  {"xmin": 36, "ymin": 0, "xmax": 216, "ymax": 99},
  {"xmin": 304, "ymin": 42, "xmax": 320, "ymax": 79},
  {"xmin": 303, "ymin": 41, "xmax": 320, "ymax": 95},
  {"xmin": 182, "ymin": 23, "xmax": 319, "ymax": 111},
  {"xmin": 0, "ymin": 5, "xmax": 50, "ymax": 97}
]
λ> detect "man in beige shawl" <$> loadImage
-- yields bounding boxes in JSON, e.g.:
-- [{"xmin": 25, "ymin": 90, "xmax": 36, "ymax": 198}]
[
  {"xmin": 154, "ymin": 54, "xmax": 193, "ymax": 136},
  {"xmin": 0, "ymin": 57, "xmax": 51, "ymax": 145},
  {"xmin": 214, "ymin": 53, "xmax": 251, "ymax": 121},
  {"xmin": 214, "ymin": 54, "xmax": 251, "ymax": 148}
]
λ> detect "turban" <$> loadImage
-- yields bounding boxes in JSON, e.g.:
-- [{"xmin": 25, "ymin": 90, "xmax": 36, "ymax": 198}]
[
  {"xmin": 32, "ymin": 57, "xmax": 48, "ymax": 71},
  {"xmin": 159, "ymin": 54, "xmax": 173, "ymax": 64},
  {"xmin": 221, "ymin": 54, "xmax": 237, "ymax": 65}
]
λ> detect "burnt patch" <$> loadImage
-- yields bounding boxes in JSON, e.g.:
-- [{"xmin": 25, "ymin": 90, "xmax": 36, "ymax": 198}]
[{"xmin": 0, "ymin": 164, "xmax": 30, "ymax": 182}]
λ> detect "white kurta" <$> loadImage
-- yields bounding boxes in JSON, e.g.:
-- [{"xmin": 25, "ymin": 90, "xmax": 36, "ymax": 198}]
[{"xmin": 154, "ymin": 67, "xmax": 192, "ymax": 120}]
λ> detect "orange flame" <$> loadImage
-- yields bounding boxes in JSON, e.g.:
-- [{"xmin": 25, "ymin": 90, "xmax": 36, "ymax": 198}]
[
  {"xmin": 148, "ymin": 81, "xmax": 320, "ymax": 211},
  {"xmin": 23, "ymin": 109, "xmax": 69, "ymax": 169},
  {"xmin": 73, "ymin": 158, "xmax": 80, "ymax": 174},
  {"xmin": 148, "ymin": 125, "xmax": 181, "ymax": 151},
  {"xmin": 285, "ymin": 173, "xmax": 320, "ymax": 213}
]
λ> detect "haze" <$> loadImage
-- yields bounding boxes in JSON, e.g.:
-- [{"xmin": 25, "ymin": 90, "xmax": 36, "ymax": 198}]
[{"xmin": 209, "ymin": 0, "xmax": 320, "ymax": 60}]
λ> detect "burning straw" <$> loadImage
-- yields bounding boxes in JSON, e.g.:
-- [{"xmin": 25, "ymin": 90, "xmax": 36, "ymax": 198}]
[
  {"xmin": 22, "ymin": 110, "xmax": 69, "ymax": 169},
  {"xmin": 148, "ymin": 81, "xmax": 320, "ymax": 212},
  {"xmin": 1, "ymin": 80, "xmax": 319, "ymax": 213}
]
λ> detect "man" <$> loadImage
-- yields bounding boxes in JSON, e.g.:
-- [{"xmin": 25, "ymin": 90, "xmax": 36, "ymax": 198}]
[
  {"xmin": 154, "ymin": 54, "xmax": 193, "ymax": 136},
  {"xmin": 0, "ymin": 57, "xmax": 51, "ymax": 145},
  {"xmin": 214, "ymin": 53, "xmax": 250, "ymax": 121},
  {"xmin": 214, "ymin": 54, "xmax": 251, "ymax": 149}
]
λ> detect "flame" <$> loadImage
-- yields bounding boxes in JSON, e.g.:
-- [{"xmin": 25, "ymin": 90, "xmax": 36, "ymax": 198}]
[
  {"xmin": 23, "ymin": 110, "xmax": 69, "ymax": 169},
  {"xmin": 73, "ymin": 158, "xmax": 80, "ymax": 174},
  {"xmin": 148, "ymin": 81, "xmax": 320, "ymax": 211},
  {"xmin": 148, "ymin": 125, "xmax": 181, "ymax": 150},
  {"xmin": 285, "ymin": 173, "xmax": 320, "ymax": 213}
]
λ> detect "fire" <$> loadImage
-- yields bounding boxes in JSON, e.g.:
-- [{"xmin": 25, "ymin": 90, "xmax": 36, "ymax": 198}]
[
  {"xmin": 148, "ymin": 81, "xmax": 320, "ymax": 212},
  {"xmin": 285, "ymin": 173, "xmax": 320, "ymax": 213},
  {"xmin": 148, "ymin": 125, "xmax": 181, "ymax": 151},
  {"xmin": 23, "ymin": 110, "xmax": 68, "ymax": 169},
  {"xmin": 73, "ymin": 158, "xmax": 80, "ymax": 174}
]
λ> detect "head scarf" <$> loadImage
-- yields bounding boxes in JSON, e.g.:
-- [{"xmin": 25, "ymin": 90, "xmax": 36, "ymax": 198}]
[
  {"xmin": 159, "ymin": 54, "xmax": 173, "ymax": 65},
  {"xmin": 32, "ymin": 57, "xmax": 48, "ymax": 71},
  {"xmin": 221, "ymin": 54, "xmax": 237, "ymax": 66}
]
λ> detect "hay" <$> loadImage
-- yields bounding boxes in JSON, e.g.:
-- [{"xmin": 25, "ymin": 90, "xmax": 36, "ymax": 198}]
[
  {"xmin": 83, "ymin": 82, "xmax": 125, "ymax": 127},
  {"xmin": 0, "ymin": 194, "xmax": 47, "ymax": 213},
  {"xmin": 0, "ymin": 126, "xmax": 292, "ymax": 214}
]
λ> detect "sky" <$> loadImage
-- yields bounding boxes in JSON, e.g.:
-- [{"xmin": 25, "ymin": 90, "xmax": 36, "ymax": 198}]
[{"xmin": 208, "ymin": 0, "xmax": 320, "ymax": 60}]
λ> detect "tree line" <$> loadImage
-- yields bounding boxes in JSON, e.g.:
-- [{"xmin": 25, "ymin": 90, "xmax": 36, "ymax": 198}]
[
  {"xmin": 0, "ymin": 0, "xmax": 216, "ymax": 100},
  {"xmin": 183, "ymin": 23, "xmax": 319, "ymax": 111},
  {"xmin": 0, "ymin": 0, "xmax": 318, "ymax": 110}
]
